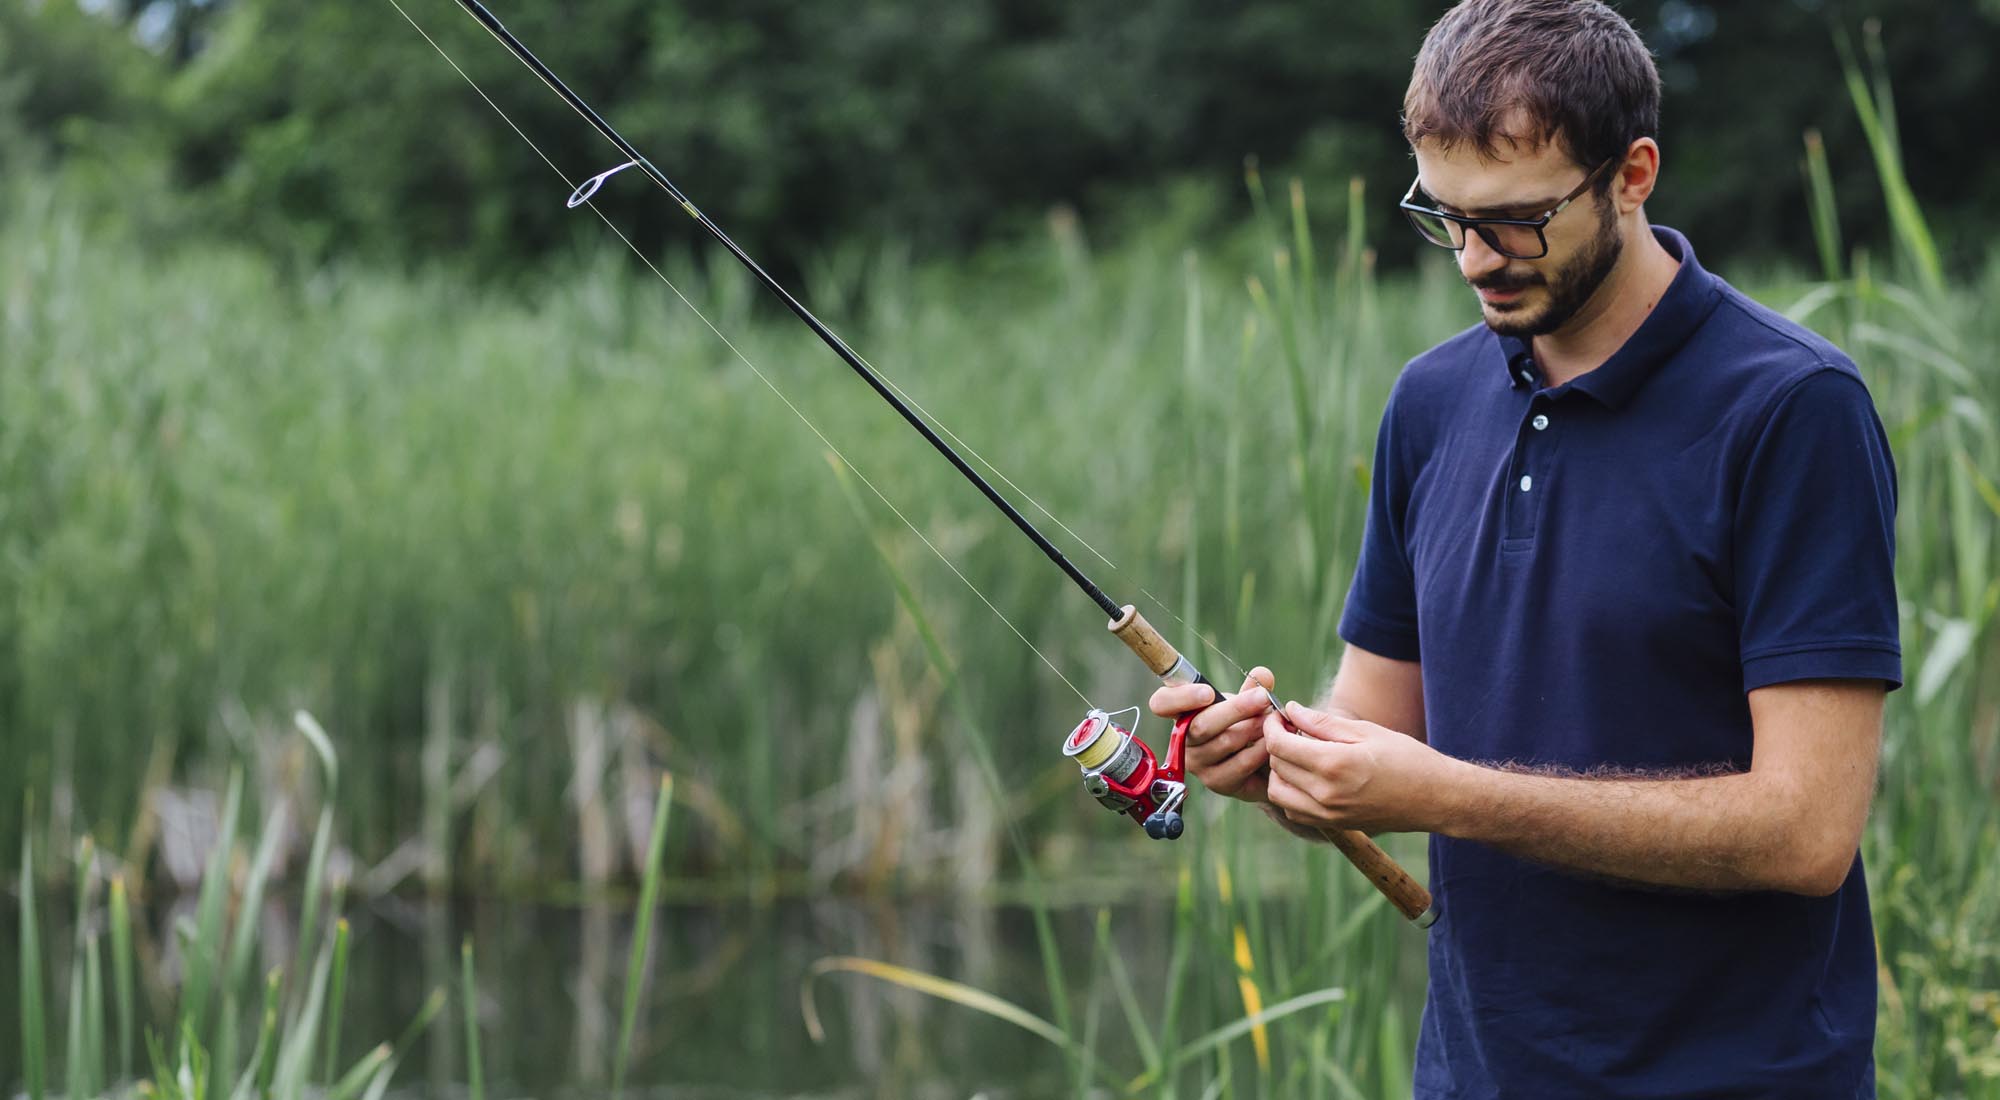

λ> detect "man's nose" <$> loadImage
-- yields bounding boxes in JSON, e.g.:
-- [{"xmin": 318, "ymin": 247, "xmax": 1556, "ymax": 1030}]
[{"xmin": 1458, "ymin": 229, "xmax": 1510, "ymax": 283}]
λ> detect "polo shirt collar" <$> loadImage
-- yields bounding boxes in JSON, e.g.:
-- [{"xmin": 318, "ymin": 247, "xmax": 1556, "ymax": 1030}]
[{"xmin": 1496, "ymin": 226, "xmax": 1723, "ymax": 408}]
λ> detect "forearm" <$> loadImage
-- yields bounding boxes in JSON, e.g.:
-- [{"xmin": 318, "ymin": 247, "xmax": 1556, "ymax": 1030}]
[{"xmin": 1430, "ymin": 759, "xmax": 1832, "ymax": 894}]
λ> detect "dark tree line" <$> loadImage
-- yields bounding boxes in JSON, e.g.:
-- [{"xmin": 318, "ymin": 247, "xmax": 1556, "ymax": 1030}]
[{"xmin": 4, "ymin": 0, "xmax": 1996, "ymax": 274}]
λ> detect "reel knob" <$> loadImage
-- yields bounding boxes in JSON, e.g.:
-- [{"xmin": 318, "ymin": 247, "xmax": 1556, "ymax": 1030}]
[{"xmin": 1143, "ymin": 810, "xmax": 1185, "ymax": 840}]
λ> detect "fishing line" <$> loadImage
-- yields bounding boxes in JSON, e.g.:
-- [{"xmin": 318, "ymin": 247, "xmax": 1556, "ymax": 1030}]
[
  {"xmin": 384, "ymin": 0, "xmax": 1094, "ymax": 708},
  {"xmin": 449, "ymin": 0, "xmax": 1248, "ymax": 683},
  {"xmin": 855, "ymin": 361, "xmax": 1255, "ymax": 684},
  {"xmin": 390, "ymin": 0, "xmax": 1440, "ymax": 920}
]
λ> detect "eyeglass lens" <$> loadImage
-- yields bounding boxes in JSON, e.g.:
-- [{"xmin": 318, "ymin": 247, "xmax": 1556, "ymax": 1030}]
[{"xmin": 1404, "ymin": 209, "xmax": 1546, "ymax": 259}]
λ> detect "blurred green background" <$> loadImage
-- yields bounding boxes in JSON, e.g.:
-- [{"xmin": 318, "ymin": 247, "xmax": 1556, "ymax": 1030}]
[
  {"xmin": 8, "ymin": 0, "xmax": 2000, "ymax": 272},
  {"xmin": 3, "ymin": 1, "xmax": 1997, "ymax": 1097}
]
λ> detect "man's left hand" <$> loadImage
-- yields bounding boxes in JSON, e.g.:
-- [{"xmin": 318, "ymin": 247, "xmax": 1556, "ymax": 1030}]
[{"xmin": 1262, "ymin": 700, "xmax": 1458, "ymax": 834}]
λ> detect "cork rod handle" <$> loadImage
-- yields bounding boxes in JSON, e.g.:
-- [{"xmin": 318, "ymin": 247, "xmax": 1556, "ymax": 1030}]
[
  {"xmin": 1320, "ymin": 828, "xmax": 1437, "ymax": 927},
  {"xmin": 1107, "ymin": 604, "xmax": 1188, "ymax": 679}
]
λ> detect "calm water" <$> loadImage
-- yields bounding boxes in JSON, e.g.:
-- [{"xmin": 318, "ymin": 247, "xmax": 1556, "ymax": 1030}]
[{"xmin": 4, "ymin": 895, "xmax": 1235, "ymax": 1097}]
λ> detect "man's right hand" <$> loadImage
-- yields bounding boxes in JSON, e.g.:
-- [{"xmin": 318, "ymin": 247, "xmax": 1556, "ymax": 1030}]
[{"xmin": 1148, "ymin": 666, "xmax": 1279, "ymax": 803}]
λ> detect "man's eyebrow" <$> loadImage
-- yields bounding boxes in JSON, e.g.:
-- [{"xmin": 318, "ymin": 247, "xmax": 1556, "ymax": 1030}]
[{"xmin": 1428, "ymin": 191, "xmax": 1563, "ymax": 217}]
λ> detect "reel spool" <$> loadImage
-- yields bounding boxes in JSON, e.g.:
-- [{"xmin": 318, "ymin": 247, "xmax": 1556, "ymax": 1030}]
[{"xmin": 1062, "ymin": 706, "xmax": 1190, "ymax": 840}]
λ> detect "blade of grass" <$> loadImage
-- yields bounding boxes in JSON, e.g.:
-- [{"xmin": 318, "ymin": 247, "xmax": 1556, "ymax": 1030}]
[
  {"xmin": 1376, "ymin": 1001, "xmax": 1411, "ymax": 1099},
  {"xmin": 1181, "ymin": 987, "xmax": 1348, "ymax": 1071},
  {"xmin": 254, "ymin": 969, "xmax": 283, "ymax": 1097},
  {"xmin": 293, "ymin": 711, "xmax": 340, "ymax": 789},
  {"xmin": 1834, "ymin": 22, "xmax": 1942, "ymax": 294},
  {"xmin": 461, "ymin": 938, "xmax": 484, "ymax": 1100},
  {"xmin": 183, "ymin": 768, "xmax": 244, "ymax": 1043},
  {"xmin": 1290, "ymin": 178, "xmax": 1319, "ymax": 332},
  {"xmin": 271, "ymin": 935, "xmax": 335, "ymax": 1100},
  {"xmin": 1129, "ymin": 987, "xmax": 1348, "ymax": 1086},
  {"xmin": 1152, "ymin": 865, "xmax": 1198, "ymax": 1098},
  {"xmin": 168, "ymin": 1020, "xmax": 210, "ymax": 1100},
  {"xmin": 1801, "ymin": 130, "xmax": 1845, "ymax": 283},
  {"xmin": 65, "ymin": 945, "xmax": 86, "ymax": 1100},
  {"xmin": 110, "ymin": 874, "xmax": 135, "ymax": 1083},
  {"xmin": 1075, "ymin": 910, "xmax": 1110, "ymax": 1100},
  {"xmin": 83, "ymin": 930, "xmax": 105, "ymax": 1099},
  {"xmin": 1229, "ymin": 923, "xmax": 1271, "ymax": 1075},
  {"xmin": 294, "ymin": 805, "xmax": 336, "ymax": 1021},
  {"xmin": 291, "ymin": 710, "xmax": 339, "ymax": 1013},
  {"xmin": 386, "ymin": 987, "xmax": 445, "ymax": 1066},
  {"xmin": 228, "ymin": 807, "xmax": 288, "ymax": 996},
  {"xmin": 323, "ymin": 1045, "xmax": 390, "ymax": 1100},
  {"xmin": 357, "ymin": 1061, "xmax": 399, "ymax": 1100},
  {"xmin": 66, "ymin": 837, "xmax": 97, "ymax": 1100},
  {"xmin": 1244, "ymin": 156, "xmax": 1279, "ymax": 259},
  {"xmin": 227, "ymin": 970, "xmax": 283, "ymax": 1100},
  {"xmin": 612, "ymin": 773, "xmax": 673, "ymax": 1093},
  {"xmin": 801, "ymin": 955, "xmax": 1120, "ymax": 1091},
  {"xmin": 320, "ymin": 918, "xmax": 351, "ymax": 1086},
  {"xmin": 1093, "ymin": 902, "xmax": 1161, "ymax": 1071}
]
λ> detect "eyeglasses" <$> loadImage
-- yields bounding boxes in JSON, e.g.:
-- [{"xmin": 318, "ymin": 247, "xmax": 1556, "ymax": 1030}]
[{"xmin": 1398, "ymin": 157, "xmax": 1617, "ymax": 260}]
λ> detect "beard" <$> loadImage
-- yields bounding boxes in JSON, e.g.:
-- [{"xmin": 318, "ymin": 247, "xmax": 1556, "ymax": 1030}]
[{"xmin": 1470, "ymin": 200, "xmax": 1623, "ymax": 339}]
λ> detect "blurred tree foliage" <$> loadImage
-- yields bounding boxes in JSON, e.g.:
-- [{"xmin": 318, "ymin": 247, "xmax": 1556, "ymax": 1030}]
[{"xmin": 3, "ymin": 0, "xmax": 1997, "ymax": 272}]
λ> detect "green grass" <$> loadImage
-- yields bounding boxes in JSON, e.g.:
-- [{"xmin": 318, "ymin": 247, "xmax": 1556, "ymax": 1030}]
[
  {"xmin": 12, "ymin": 718, "xmax": 446, "ymax": 1100},
  {"xmin": 0, "ymin": 162, "xmax": 1441, "ymax": 894},
  {"xmin": 612, "ymin": 772, "xmax": 673, "ymax": 1094},
  {"xmin": 4, "ymin": 33, "xmax": 1998, "ymax": 1092},
  {"xmin": 458, "ymin": 939, "xmax": 481, "ymax": 1100}
]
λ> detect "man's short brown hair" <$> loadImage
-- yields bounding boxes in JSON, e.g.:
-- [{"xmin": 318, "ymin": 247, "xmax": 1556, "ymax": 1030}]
[{"xmin": 1403, "ymin": 0, "xmax": 1661, "ymax": 179}]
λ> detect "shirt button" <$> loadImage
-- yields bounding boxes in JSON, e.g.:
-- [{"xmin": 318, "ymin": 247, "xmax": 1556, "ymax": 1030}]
[
  {"xmin": 1519, "ymin": 475, "xmax": 1533, "ymax": 492},
  {"xmin": 1532, "ymin": 414, "xmax": 1550, "ymax": 431}
]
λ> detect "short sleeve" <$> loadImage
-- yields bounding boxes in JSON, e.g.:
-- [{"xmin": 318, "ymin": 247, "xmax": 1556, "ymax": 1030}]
[
  {"xmin": 1339, "ymin": 380, "xmax": 1423, "ymax": 661},
  {"xmin": 1734, "ymin": 368, "xmax": 1901, "ymax": 692}
]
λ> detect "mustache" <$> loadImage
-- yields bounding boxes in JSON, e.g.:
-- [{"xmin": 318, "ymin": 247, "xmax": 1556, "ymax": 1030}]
[{"xmin": 1468, "ymin": 271, "xmax": 1544, "ymax": 292}]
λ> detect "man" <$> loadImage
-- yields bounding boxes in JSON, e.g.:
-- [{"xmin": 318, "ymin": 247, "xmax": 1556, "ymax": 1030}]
[{"xmin": 1151, "ymin": 1, "xmax": 1900, "ymax": 1096}]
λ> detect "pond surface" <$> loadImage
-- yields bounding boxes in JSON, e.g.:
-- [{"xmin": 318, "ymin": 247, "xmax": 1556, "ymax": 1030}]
[{"xmin": 6, "ymin": 894, "xmax": 1303, "ymax": 1098}]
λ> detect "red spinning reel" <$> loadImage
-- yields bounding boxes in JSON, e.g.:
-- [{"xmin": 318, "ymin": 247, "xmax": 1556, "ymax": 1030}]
[{"xmin": 1061, "ymin": 706, "xmax": 1192, "ymax": 840}]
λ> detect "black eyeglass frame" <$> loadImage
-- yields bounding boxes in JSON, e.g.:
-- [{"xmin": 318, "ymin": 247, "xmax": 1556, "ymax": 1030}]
[{"xmin": 1398, "ymin": 156, "xmax": 1619, "ymax": 260}]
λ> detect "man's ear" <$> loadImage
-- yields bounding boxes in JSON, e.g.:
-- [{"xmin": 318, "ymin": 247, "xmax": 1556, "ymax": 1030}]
[{"xmin": 1614, "ymin": 138, "xmax": 1661, "ymax": 212}]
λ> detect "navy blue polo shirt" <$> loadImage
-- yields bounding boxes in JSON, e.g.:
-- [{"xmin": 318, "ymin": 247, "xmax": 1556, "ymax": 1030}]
[{"xmin": 1338, "ymin": 227, "xmax": 1899, "ymax": 1098}]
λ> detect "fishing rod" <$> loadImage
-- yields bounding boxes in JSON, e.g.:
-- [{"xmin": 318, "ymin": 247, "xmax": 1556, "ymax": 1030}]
[{"xmin": 422, "ymin": 0, "xmax": 1435, "ymax": 928}]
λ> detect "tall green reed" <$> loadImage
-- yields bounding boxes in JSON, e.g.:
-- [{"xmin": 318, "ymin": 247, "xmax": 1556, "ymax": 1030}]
[
  {"xmin": 612, "ymin": 772, "xmax": 673, "ymax": 1094},
  {"xmin": 460, "ymin": 938, "xmax": 484, "ymax": 1100},
  {"xmin": 9, "ymin": 717, "xmax": 444, "ymax": 1100},
  {"xmin": 1795, "ymin": 22, "xmax": 2000, "ymax": 1099},
  {"xmin": 20, "ymin": 825, "xmax": 48, "ymax": 1100}
]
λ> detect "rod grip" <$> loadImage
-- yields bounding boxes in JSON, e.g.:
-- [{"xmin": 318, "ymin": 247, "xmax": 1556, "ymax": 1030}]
[
  {"xmin": 1108, "ymin": 605, "xmax": 1199, "ymax": 684},
  {"xmin": 1319, "ymin": 828, "xmax": 1438, "ymax": 927}
]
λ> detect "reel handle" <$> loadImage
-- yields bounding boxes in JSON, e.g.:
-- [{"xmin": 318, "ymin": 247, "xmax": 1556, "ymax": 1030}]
[{"xmin": 1106, "ymin": 604, "xmax": 1439, "ymax": 930}]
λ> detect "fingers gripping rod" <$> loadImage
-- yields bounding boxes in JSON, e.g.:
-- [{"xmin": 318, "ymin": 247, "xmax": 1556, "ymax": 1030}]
[{"xmin": 1108, "ymin": 606, "xmax": 1439, "ymax": 929}]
